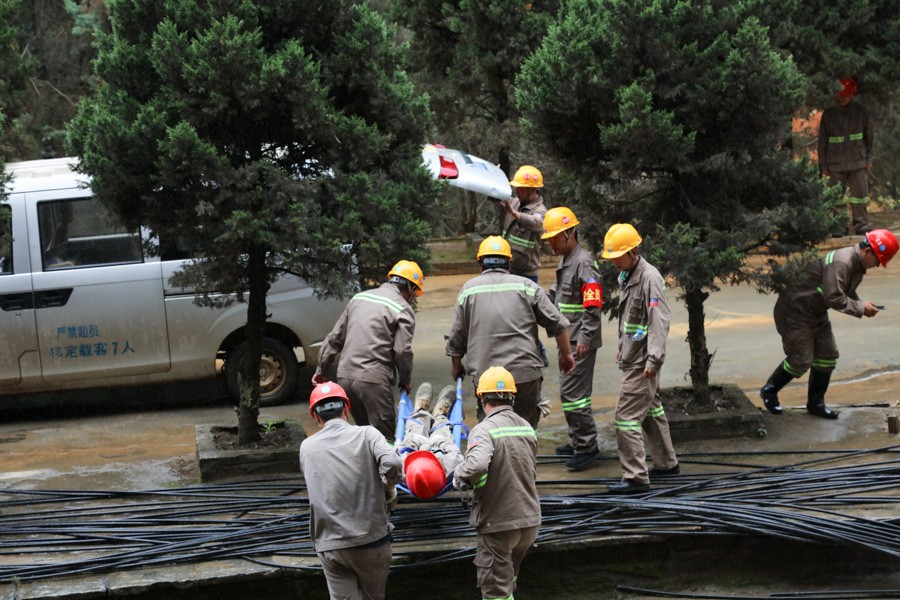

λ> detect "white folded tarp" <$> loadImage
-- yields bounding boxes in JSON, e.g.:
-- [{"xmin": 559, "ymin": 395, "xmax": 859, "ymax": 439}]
[{"xmin": 422, "ymin": 144, "xmax": 511, "ymax": 201}]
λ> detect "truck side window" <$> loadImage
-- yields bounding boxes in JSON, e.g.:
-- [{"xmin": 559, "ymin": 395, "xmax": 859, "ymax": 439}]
[
  {"xmin": 38, "ymin": 198, "xmax": 142, "ymax": 270},
  {"xmin": 0, "ymin": 205, "xmax": 10, "ymax": 274}
]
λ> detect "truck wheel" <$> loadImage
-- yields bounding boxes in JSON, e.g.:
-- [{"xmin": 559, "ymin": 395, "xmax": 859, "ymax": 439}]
[{"xmin": 225, "ymin": 338, "xmax": 299, "ymax": 406}]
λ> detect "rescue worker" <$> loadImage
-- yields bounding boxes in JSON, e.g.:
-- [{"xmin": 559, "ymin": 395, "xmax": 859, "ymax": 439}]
[
  {"xmin": 501, "ymin": 164, "xmax": 551, "ymax": 367},
  {"xmin": 453, "ymin": 367, "xmax": 541, "ymax": 600},
  {"xmin": 500, "ymin": 165, "xmax": 548, "ymax": 283},
  {"xmin": 313, "ymin": 260, "xmax": 423, "ymax": 440},
  {"xmin": 542, "ymin": 207, "xmax": 603, "ymax": 471},
  {"xmin": 760, "ymin": 229, "xmax": 898, "ymax": 419},
  {"xmin": 602, "ymin": 223, "xmax": 679, "ymax": 494},
  {"xmin": 398, "ymin": 383, "xmax": 462, "ymax": 499},
  {"xmin": 299, "ymin": 383, "xmax": 402, "ymax": 600},
  {"xmin": 446, "ymin": 236, "xmax": 575, "ymax": 427},
  {"xmin": 817, "ymin": 77, "xmax": 875, "ymax": 235}
]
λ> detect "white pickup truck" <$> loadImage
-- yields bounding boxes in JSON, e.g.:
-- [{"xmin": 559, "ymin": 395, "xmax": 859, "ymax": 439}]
[{"xmin": 0, "ymin": 157, "xmax": 349, "ymax": 405}]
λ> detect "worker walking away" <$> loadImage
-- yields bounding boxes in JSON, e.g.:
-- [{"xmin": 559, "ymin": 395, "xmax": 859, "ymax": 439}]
[
  {"xmin": 602, "ymin": 224, "xmax": 679, "ymax": 494},
  {"xmin": 542, "ymin": 207, "xmax": 603, "ymax": 471},
  {"xmin": 760, "ymin": 229, "xmax": 898, "ymax": 419},
  {"xmin": 299, "ymin": 383, "xmax": 403, "ymax": 600},
  {"xmin": 313, "ymin": 260, "xmax": 423, "ymax": 440},
  {"xmin": 446, "ymin": 236, "xmax": 575, "ymax": 427},
  {"xmin": 398, "ymin": 383, "xmax": 462, "ymax": 499},
  {"xmin": 453, "ymin": 367, "xmax": 541, "ymax": 600},
  {"xmin": 500, "ymin": 165, "xmax": 548, "ymax": 283},
  {"xmin": 817, "ymin": 77, "xmax": 875, "ymax": 235}
]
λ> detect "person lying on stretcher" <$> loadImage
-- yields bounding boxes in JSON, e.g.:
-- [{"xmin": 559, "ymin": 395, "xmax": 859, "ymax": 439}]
[{"xmin": 397, "ymin": 383, "xmax": 463, "ymax": 499}]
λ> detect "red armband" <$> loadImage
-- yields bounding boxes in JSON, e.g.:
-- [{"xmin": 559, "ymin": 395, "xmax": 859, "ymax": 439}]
[{"xmin": 582, "ymin": 280, "xmax": 602, "ymax": 309}]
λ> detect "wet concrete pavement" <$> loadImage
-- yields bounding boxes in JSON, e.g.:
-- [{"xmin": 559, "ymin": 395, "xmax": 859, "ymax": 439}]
[
  {"xmin": 1, "ymin": 245, "xmax": 900, "ymax": 599},
  {"xmin": 1, "ymin": 254, "xmax": 899, "ymax": 491}
]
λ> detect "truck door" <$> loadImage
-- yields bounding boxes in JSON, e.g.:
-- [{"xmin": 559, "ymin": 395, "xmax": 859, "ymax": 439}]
[
  {"xmin": 0, "ymin": 199, "xmax": 40, "ymax": 386},
  {"xmin": 29, "ymin": 194, "xmax": 172, "ymax": 382}
]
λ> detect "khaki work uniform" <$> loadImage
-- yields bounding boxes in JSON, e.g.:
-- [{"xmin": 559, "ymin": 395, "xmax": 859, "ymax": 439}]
[
  {"xmin": 817, "ymin": 101, "xmax": 874, "ymax": 233},
  {"xmin": 316, "ymin": 283, "xmax": 416, "ymax": 439},
  {"xmin": 453, "ymin": 405, "xmax": 541, "ymax": 600},
  {"xmin": 502, "ymin": 195, "xmax": 547, "ymax": 279},
  {"xmin": 299, "ymin": 419, "xmax": 403, "ymax": 600},
  {"xmin": 446, "ymin": 269, "xmax": 570, "ymax": 427},
  {"xmin": 615, "ymin": 258, "xmax": 678, "ymax": 485},
  {"xmin": 548, "ymin": 245, "xmax": 602, "ymax": 454},
  {"xmin": 773, "ymin": 246, "xmax": 867, "ymax": 377}
]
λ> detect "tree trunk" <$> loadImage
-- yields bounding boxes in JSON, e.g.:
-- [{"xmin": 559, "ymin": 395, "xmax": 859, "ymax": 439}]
[
  {"xmin": 465, "ymin": 191, "xmax": 477, "ymax": 233},
  {"xmin": 684, "ymin": 288, "xmax": 711, "ymax": 405},
  {"xmin": 461, "ymin": 189, "xmax": 477, "ymax": 233},
  {"xmin": 498, "ymin": 146, "xmax": 510, "ymax": 182},
  {"xmin": 236, "ymin": 244, "xmax": 270, "ymax": 446}
]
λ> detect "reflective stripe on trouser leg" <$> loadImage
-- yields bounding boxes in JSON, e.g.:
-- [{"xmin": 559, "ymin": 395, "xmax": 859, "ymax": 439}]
[
  {"xmin": 614, "ymin": 367, "xmax": 653, "ymax": 485},
  {"xmin": 773, "ymin": 297, "xmax": 839, "ymax": 376},
  {"xmin": 476, "ymin": 525, "xmax": 539, "ymax": 600},
  {"xmin": 559, "ymin": 344, "xmax": 598, "ymax": 452},
  {"xmin": 641, "ymin": 368, "xmax": 678, "ymax": 471}
]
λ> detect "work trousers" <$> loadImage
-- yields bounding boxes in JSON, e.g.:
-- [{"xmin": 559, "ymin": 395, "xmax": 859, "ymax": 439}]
[
  {"xmin": 828, "ymin": 168, "xmax": 869, "ymax": 233},
  {"xmin": 474, "ymin": 525, "xmax": 540, "ymax": 600},
  {"xmin": 318, "ymin": 539, "xmax": 392, "ymax": 600},
  {"xmin": 559, "ymin": 343, "xmax": 599, "ymax": 453},
  {"xmin": 339, "ymin": 377, "xmax": 396, "ymax": 441},
  {"xmin": 476, "ymin": 377, "xmax": 542, "ymax": 429},
  {"xmin": 773, "ymin": 297, "xmax": 839, "ymax": 376},
  {"xmin": 614, "ymin": 367, "xmax": 678, "ymax": 485},
  {"xmin": 512, "ymin": 377, "xmax": 542, "ymax": 429}
]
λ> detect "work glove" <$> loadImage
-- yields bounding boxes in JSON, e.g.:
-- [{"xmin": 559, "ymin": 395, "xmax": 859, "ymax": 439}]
[
  {"xmin": 538, "ymin": 397, "xmax": 552, "ymax": 419},
  {"xmin": 452, "ymin": 476, "xmax": 470, "ymax": 491},
  {"xmin": 385, "ymin": 484, "xmax": 398, "ymax": 513}
]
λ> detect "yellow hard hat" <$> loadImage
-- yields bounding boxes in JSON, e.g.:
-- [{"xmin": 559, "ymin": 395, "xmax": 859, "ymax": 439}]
[
  {"xmin": 601, "ymin": 223, "xmax": 642, "ymax": 258},
  {"xmin": 387, "ymin": 260, "xmax": 425, "ymax": 296},
  {"xmin": 476, "ymin": 366, "xmax": 517, "ymax": 396},
  {"xmin": 510, "ymin": 165, "xmax": 543, "ymax": 188},
  {"xmin": 541, "ymin": 206, "xmax": 580, "ymax": 239},
  {"xmin": 477, "ymin": 236, "xmax": 513, "ymax": 260}
]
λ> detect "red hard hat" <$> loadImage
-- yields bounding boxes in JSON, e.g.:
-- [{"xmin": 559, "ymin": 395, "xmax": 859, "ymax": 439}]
[
  {"xmin": 309, "ymin": 382, "xmax": 350, "ymax": 417},
  {"xmin": 404, "ymin": 450, "xmax": 446, "ymax": 499},
  {"xmin": 838, "ymin": 77, "xmax": 857, "ymax": 98},
  {"xmin": 865, "ymin": 229, "xmax": 898, "ymax": 267}
]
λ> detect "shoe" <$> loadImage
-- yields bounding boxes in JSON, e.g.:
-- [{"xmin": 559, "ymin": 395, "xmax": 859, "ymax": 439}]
[
  {"xmin": 607, "ymin": 479, "xmax": 650, "ymax": 494},
  {"xmin": 649, "ymin": 464, "xmax": 680, "ymax": 477},
  {"xmin": 432, "ymin": 385, "xmax": 455, "ymax": 418},
  {"xmin": 759, "ymin": 384, "xmax": 783, "ymax": 415},
  {"xmin": 556, "ymin": 443, "xmax": 574, "ymax": 456},
  {"xmin": 807, "ymin": 404, "xmax": 839, "ymax": 419},
  {"xmin": 413, "ymin": 382, "xmax": 433, "ymax": 412},
  {"xmin": 566, "ymin": 449, "xmax": 600, "ymax": 471}
]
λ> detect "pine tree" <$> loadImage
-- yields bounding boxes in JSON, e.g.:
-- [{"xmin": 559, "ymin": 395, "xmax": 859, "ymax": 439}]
[
  {"xmin": 68, "ymin": 0, "xmax": 437, "ymax": 443},
  {"xmin": 392, "ymin": 0, "xmax": 559, "ymax": 233},
  {"xmin": 518, "ymin": 0, "xmax": 836, "ymax": 402}
]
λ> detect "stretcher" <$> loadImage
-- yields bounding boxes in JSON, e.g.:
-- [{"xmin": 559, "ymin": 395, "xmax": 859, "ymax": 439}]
[{"xmin": 394, "ymin": 377, "xmax": 468, "ymax": 499}]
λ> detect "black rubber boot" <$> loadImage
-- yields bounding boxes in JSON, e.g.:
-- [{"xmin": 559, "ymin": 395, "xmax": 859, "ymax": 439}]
[
  {"xmin": 807, "ymin": 368, "xmax": 839, "ymax": 419},
  {"xmin": 759, "ymin": 364, "xmax": 794, "ymax": 415}
]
